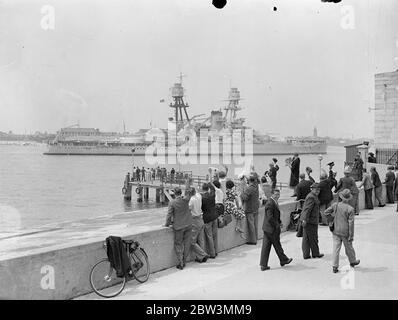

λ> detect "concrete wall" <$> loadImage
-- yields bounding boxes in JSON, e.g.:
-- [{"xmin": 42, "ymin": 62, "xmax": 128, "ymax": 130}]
[{"xmin": 0, "ymin": 187, "xmax": 385, "ymax": 300}]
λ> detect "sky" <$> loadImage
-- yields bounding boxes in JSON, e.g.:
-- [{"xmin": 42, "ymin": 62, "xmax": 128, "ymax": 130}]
[{"xmin": 0, "ymin": 0, "xmax": 397, "ymax": 138}]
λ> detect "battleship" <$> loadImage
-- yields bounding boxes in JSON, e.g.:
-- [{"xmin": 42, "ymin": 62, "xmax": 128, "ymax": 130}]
[{"xmin": 44, "ymin": 78, "xmax": 327, "ymax": 157}]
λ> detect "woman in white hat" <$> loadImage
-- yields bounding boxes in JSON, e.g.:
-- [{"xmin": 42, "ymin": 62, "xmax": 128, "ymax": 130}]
[{"xmin": 324, "ymin": 189, "xmax": 360, "ymax": 273}]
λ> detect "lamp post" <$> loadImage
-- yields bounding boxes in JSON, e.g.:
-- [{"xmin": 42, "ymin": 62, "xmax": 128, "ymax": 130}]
[{"xmin": 318, "ymin": 154, "xmax": 323, "ymax": 180}]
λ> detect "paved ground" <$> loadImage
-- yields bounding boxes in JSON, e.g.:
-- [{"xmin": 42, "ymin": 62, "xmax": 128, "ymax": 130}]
[{"xmin": 78, "ymin": 203, "xmax": 398, "ymax": 300}]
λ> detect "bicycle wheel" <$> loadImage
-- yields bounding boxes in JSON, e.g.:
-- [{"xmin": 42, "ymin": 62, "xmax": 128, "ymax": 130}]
[
  {"xmin": 89, "ymin": 258, "xmax": 126, "ymax": 298},
  {"xmin": 130, "ymin": 248, "xmax": 150, "ymax": 283}
]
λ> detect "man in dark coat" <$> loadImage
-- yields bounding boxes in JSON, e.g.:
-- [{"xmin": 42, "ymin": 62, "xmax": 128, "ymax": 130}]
[
  {"xmin": 267, "ymin": 160, "xmax": 279, "ymax": 191},
  {"xmin": 201, "ymin": 183, "xmax": 218, "ymax": 258},
  {"xmin": 318, "ymin": 172, "xmax": 333, "ymax": 225},
  {"xmin": 165, "ymin": 188, "xmax": 193, "ymax": 269},
  {"xmin": 335, "ymin": 168, "xmax": 360, "ymax": 214},
  {"xmin": 368, "ymin": 152, "xmax": 377, "ymax": 163},
  {"xmin": 384, "ymin": 165, "xmax": 395, "ymax": 204},
  {"xmin": 289, "ymin": 153, "xmax": 300, "ymax": 189},
  {"xmin": 260, "ymin": 189, "xmax": 293, "ymax": 270},
  {"xmin": 370, "ymin": 166, "xmax": 385, "ymax": 207},
  {"xmin": 241, "ymin": 175, "xmax": 260, "ymax": 245},
  {"xmin": 296, "ymin": 173, "xmax": 312, "ymax": 209},
  {"xmin": 300, "ymin": 183, "xmax": 324, "ymax": 259}
]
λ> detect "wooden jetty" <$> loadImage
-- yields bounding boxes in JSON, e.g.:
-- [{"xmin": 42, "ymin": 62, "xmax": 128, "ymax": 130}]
[{"xmin": 122, "ymin": 172, "xmax": 289, "ymax": 204}]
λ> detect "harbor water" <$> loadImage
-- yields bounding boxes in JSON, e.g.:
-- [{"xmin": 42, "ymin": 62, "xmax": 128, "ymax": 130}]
[{"xmin": 0, "ymin": 144, "xmax": 346, "ymax": 234}]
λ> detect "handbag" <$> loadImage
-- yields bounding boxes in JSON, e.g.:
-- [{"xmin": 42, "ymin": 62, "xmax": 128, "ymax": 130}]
[
  {"xmin": 217, "ymin": 215, "xmax": 225, "ymax": 228},
  {"xmin": 224, "ymin": 213, "xmax": 232, "ymax": 226},
  {"xmin": 329, "ymin": 203, "xmax": 338, "ymax": 232}
]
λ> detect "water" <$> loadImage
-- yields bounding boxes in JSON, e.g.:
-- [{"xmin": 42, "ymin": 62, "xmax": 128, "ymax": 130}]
[{"xmin": 0, "ymin": 144, "xmax": 346, "ymax": 233}]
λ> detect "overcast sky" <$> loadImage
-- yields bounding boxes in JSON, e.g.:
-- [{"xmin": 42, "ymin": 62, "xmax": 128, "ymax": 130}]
[{"xmin": 0, "ymin": 0, "xmax": 397, "ymax": 138}]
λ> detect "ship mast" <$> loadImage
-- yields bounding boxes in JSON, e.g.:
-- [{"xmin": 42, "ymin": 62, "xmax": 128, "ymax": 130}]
[
  {"xmin": 169, "ymin": 73, "xmax": 190, "ymax": 132},
  {"xmin": 223, "ymin": 88, "xmax": 244, "ymax": 128}
]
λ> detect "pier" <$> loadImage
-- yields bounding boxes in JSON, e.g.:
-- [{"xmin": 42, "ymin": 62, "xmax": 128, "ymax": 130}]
[{"xmin": 123, "ymin": 172, "xmax": 290, "ymax": 203}]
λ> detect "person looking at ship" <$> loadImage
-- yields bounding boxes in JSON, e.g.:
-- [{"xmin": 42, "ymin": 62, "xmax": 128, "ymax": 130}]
[
  {"xmin": 260, "ymin": 175, "xmax": 272, "ymax": 204},
  {"xmin": 335, "ymin": 168, "xmax": 360, "ymax": 215},
  {"xmin": 171, "ymin": 168, "xmax": 176, "ymax": 182},
  {"xmin": 318, "ymin": 171, "xmax": 333, "ymax": 225},
  {"xmin": 305, "ymin": 167, "xmax": 315, "ymax": 184},
  {"xmin": 164, "ymin": 187, "xmax": 193, "ymax": 270},
  {"xmin": 211, "ymin": 180, "xmax": 225, "ymax": 218},
  {"xmin": 300, "ymin": 183, "xmax": 324, "ymax": 260},
  {"xmin": 136, "ymin": 167, "xmax": 141, "ymax": 182},
  {"xmin": 295, "ymin": 173, "xmax": 312, "ymax": 210},
  {"xmin": 383, "ymin": 165, "xmax": 396, "ymax": 204},
  {"xmin": 368, "ymin": 152, "xmax": 377, "ymax": 163},
  {"xmin": 201, "ymin": 183, "xmax": 218, "ymax": 259},
  {"xmin": 267, "ymin": 159, "xmax": 279, "ymax": 191},
  {"xmin": 288, "ymin": 153, "xmax": 301, "ymax": 194},
  {"xmin": 370, "ymin": 166, "xmax": 385, "ymax": 207},
  {"xmin": 358, "ymin": 168, "xmax": 374, "ymax": 210},
  {"xmin": 224, "ymin": 180, "xmax": 246, "ymax": 238},
  {"xmin": 240, "ymin": 175, "xmax": 260, "ymax": 245},
  {"xmin": 188, "ymin": 187, "xmax": 209, "ymax": 263}
]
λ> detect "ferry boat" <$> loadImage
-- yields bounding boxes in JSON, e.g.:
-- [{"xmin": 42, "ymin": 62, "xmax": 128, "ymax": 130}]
[{"xmin": 44, "ymin": 79, "xmax": 327, "ymax": 156}]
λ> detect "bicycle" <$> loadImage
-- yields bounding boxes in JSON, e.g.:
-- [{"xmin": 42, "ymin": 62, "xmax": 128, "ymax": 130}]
[{"xmin": 89, "ymin": 239, "xmax": 150, "ymax": 298}]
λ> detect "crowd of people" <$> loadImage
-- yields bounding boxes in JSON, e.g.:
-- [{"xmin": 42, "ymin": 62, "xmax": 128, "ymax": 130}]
[
  {"xmin": 127, "ymin": 166, "xmax": 189, "ymax": 183},
  {"xmin": 162, "ymin": 152, "xmax": 398, "ymax": 274}
]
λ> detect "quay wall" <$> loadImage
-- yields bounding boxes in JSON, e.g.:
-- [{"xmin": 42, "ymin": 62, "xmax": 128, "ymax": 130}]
[{"xmin": 0, "ymin": 187, "xmax": 386, "ymax": 300}]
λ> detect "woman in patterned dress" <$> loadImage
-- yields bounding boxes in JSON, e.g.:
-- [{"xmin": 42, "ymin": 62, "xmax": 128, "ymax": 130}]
[{"xmin": 224, "ymin": 180, "xmax": 246, "ymax": 239}]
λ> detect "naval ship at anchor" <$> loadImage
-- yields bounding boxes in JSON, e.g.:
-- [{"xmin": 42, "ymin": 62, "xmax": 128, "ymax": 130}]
[{"xmin": 44, "ymin": 78, "xmax": 327, "ymax": 156}]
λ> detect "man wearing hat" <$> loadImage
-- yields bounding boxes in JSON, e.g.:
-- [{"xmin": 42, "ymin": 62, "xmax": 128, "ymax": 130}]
[
  {"xmin": 335, "ymin": 167, "xmax": 360, "ymax": 215},
  {"xmin": 267, "ymin": 160, "xmax": 279, "ymax": 192},
  {"xmin": 383, "ymin": 165, "xmax": 395, "ymax": 204},
  {"xmin": 368, "ymin": 152, "xmax": 376, "ymax": 163},
  {"xmin": 324, "ymin": 189, "xmax": 360, "ymax": 273},
  {"xmin": 327, "ymin": 162, "xmax": 337, "ymax": 190},
  {"xmin": 300, "ymin": 183, "xmax": 324, "ymax": 259},
  {"xmin": 288, "ymin": 153, "xmax": 301, "ymax": 191}
]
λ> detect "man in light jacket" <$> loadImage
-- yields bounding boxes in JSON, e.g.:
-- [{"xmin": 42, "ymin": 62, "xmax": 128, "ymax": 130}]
[
  {"xmin": 188, "ymin": 187, "xmax": 209, "ymax": 263},
  {"xmin": 358, "ymin": 168, "xmax": 374, "ymax": 209},
  {"xmin": 324, "ymin": 189, "xmax": 360, "ymax": 273}
]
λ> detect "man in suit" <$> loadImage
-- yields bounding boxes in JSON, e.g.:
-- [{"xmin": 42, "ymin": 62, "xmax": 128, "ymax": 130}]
[
  {"xmin": 241, "ymin": 175, "xmax": 260, "ymax": 245},
  {"xmin": 335, "ymin": 168, "xmax": 360, "ymax": 214},
  {"xmin": 300, "ymin": 183, "xmax": 324, "ymax": 259},
  {"xmin": 384, "ymin": 165, "xmax": 395, "ymax": 204},
  {"xmin": 201, "ymin": 183, "xmax": 218, "ymax": 258},
  {"xmin": 165, "ymin": 187, "xmax": 193, "ymax": 270},
  {"xmin": 260, "ymin": 189, "xmax": 293, "ymax": 270},
  {"xmin": 318, "ymin": 172, "xmax": 333, "ymax": 225},
  {"xmin": 295, "ymin": 173, "xmax": 312, "ymax": 209},
  {"xmin": 289, "ymin": 154, "xmax": 300, "ymax": 191}
]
